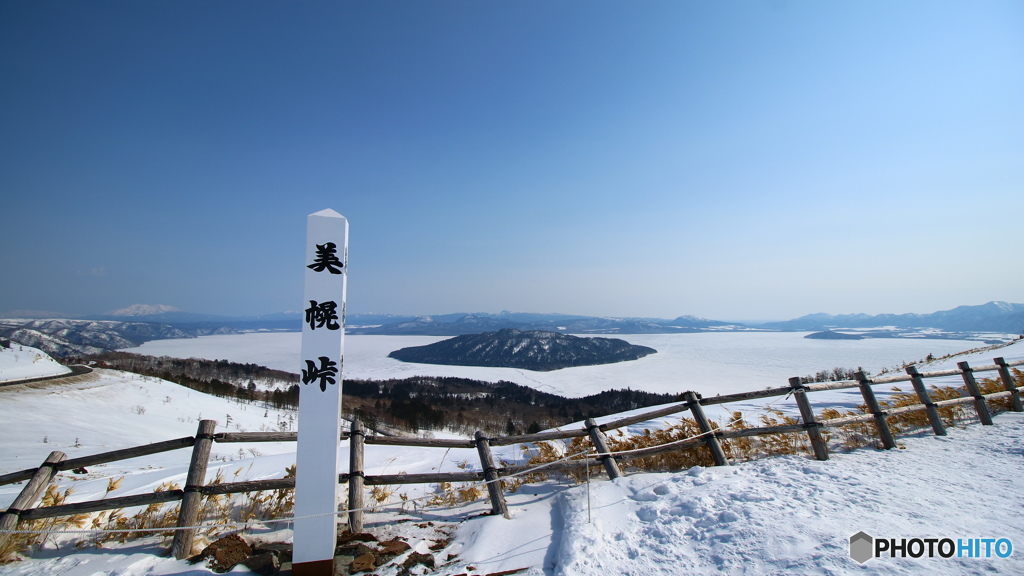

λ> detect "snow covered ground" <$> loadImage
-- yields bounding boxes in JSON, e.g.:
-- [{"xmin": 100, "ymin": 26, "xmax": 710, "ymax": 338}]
[
  {"xmin": 1, "ymin": 340, "xmax": 1022, "ymax": 575},
  {"xmin": 459, "ymin": 413, "xmax": 1024, "ymax": 575},
  {"xmin": 0, "ymin": 368, "xmax": 300, "ymax": 511},
  {"xmin": 0, "ymin": 343, "xmax": 70, "ymax": 382}
]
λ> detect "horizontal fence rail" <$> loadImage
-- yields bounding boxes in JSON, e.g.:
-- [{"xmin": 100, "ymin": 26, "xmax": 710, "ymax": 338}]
[
  {"xmin": 0, "ymin": 438, "xmax": 197, "ymax": 486},
  {"xmin": 1, "ymin": 356, "xmax": 1021, "ymax": 558}
]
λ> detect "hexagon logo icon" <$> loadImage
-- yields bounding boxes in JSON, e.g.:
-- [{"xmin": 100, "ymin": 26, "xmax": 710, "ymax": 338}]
[{"xmin": 849, "ymin": 531, "xmax": 874, "ymax": 564}]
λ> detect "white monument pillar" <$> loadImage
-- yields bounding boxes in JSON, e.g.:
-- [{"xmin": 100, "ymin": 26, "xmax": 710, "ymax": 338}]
[{"xmin": 293, "ymin": 209, "xmax": 348, "ymax": 576}]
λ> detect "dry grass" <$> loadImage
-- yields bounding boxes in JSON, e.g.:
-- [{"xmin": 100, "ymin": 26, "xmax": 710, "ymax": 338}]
[
  {"xmin": 0, "ymin": 466, "xmax": 297, "ymax": 563},
  {"xmin": 424, "ymin": 482, "xmax": 484, "ymax": 508},
  {"xmin": 752, "ymin": 409, "xmax": 808, "ymax": 456},
  {"xmin": 608, "ymin": 418, "xmax": 721, "ymax": 471},
  {"xmin": 0, "ymin": 484, "xmax": 90, "ymax": 560},
  {"xmin": 814, "ymin": 368, "xmax": 1022, "ymax": 450},
  {"xmin": 521, "ymin": 370, "xmax": 1023, "ymax": 477}
]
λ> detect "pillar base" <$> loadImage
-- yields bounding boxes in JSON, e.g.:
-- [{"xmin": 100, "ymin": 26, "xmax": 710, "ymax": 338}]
[{"xmin": 292, "ymin": 558, "xmax": 335, "ymax": 576}]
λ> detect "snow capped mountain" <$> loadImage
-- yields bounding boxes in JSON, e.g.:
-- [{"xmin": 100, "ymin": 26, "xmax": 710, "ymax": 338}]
[{"xmin": 106, "ymin": 304, "xmax": 182, "ymax": 316}]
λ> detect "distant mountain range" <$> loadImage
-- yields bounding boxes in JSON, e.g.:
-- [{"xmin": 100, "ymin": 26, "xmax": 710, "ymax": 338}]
[
  {"xmin": 349, "ymin": 311, "xmax": 738, "ymax": 336},
  {"xmin": 757, "ymin": 301, "xmax": 1024, "ymax": 334},
  {"xmin": 348, "ymin": 302, "xmax": 1024, "ymax": 335},
  {"xmin": 1, "ymin": 306, "xmax": 304, "ymax": 334},
  {"xmin": 0, "ymin": 319, "xmax": 214, "ymax": 357},
  {"xmin": 2, "ymin": 301, "xmax": 1021, "ymax": 357}
]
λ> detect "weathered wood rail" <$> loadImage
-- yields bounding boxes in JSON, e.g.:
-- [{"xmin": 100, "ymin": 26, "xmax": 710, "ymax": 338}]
[{"xmin": 1, "ymin": 356, "xmax": 1021, "ymax": 559}]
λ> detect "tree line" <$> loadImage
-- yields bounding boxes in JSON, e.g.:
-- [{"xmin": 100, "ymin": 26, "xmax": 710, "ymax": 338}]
[{"xmin": 77, "ymin": 352, "xmax": 684, "ymax": 436}]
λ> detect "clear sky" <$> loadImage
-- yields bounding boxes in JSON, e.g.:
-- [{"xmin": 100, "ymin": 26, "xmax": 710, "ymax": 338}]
[{"xmin": 1, "ymin": 1, "xmax": 1021, "ymax": 321}]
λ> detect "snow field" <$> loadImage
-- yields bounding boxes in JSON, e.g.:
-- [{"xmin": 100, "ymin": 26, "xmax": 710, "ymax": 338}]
[
  {"xmin": 0, "ymin": 344, "xmax": 70, "ymax": 382},
  {"xmin": 0, "ymin": 338, "xmax": 1021, "ymax": 575},
  {"xmin": 550, "ymin": 412, "xmax": 1024, "ymax": 576},
  {"xmin": 0, "ymin": 369, "xmax": 300, "ymax": 509},
  {"xmin": 126, "ymin": 331, "xmax": 996, "ymax": 398}
]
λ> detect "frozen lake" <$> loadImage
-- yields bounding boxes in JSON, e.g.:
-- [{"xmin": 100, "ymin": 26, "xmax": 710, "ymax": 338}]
[{"xmin": 125, "ymin": 331, "xmax": 987, "ymax": 399}]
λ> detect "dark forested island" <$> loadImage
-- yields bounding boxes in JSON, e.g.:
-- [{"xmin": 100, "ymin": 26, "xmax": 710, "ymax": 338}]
[
  {"xmin": 388, "ymin": 328, "xmax": 657, "ymax": 371},
  {"xmin": 804, "ymin": 330, "xmax": 865, "ymax": 340}
]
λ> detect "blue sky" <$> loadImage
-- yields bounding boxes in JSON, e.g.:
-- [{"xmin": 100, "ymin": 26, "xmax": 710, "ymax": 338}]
[{"xmin": 1, "ymin": 1, "xmax": 1021, "ymax": 321}]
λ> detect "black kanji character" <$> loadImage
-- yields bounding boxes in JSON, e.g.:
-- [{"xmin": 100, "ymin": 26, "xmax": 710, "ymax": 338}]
[
  {"xmin": 301, "ymin": 356, "xmax": 338, "ymax": 391},
  {"xmin": 304, "ymin": 300, "xmax": 340, "ymax": 331},
  {"xmin": 307, "ymin": 242, "xmax": 344, "ymax": 274}
]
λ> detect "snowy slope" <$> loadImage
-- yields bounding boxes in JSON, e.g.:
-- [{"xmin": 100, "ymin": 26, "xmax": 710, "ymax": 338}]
[
  {"xmin": 0, "ymin": 343, "xmax": 70, "ymax": 382},
  {"xmin": 4, "ymin": 409, "xmax": 1021, "ymax": 575},
  {"xmin": 452, "ymin": 414, "xmax": 1024, "ymax": 576},
  {"xmin": 0, "ymin": 369, "xmax": 301, "ymax": 510},
  {"xmin": 1, "ymin": 343, "xmax": 1022, "ymax": 575}
]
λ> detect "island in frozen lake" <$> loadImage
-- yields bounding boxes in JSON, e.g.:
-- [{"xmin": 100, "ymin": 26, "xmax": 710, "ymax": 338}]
[{"xmin": 388, "ymin": 328, "xmax": 657, "ymax": 371}]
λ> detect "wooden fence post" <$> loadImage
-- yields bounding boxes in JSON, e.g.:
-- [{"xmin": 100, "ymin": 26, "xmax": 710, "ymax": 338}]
[
  {"xmin": 854, "ymin": 372, "xmax": 896, "ymax": 449},
  {"xmin": 957, "ymin": 362, "xmax": 993, "ymax": 425},
  {"xmin": 904, "ymin": 366, "xmax": 947, "ymax": 436},
  {"xmin": 0, "ymin": 451, "xmax": 67, "ymax": 551},
  {"xmin": 994, "ymin": 357, "xmax": 1024, "ymax": 412},
  {"xmin": 347, "ymin": 420, "xmax": 365, "ymax": 534},
  {"xmin": 474, "ymin": 431, "xmax": 509, "ymax": 519},
  {"xmin": 682, "ymin": 392, "xmax": 729, "ymax": 466},
  {"xmin": 584, "ymin": 418, "xmax": 623, "ymax": 479},
  {"xmin": 172, "ymin": 419, "xmax": 217, "ymax": 560},
  {"xmin": 787, "ymin": 378, "xmax": 829, "ymax": 460}
]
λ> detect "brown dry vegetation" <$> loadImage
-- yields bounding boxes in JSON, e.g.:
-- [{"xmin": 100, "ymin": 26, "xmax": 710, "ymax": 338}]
[
  {"xmin": 522, "ymin": 368, "xmax": 1023, "ymax": 479},
  {"xmin": 0, "ymin": 466, "xmax": 296, "ymax": 563}
]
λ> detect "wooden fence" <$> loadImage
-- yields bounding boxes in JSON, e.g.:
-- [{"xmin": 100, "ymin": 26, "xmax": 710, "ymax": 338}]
[{"xmin": 1, "ymin": 356, "xmax": 1021, "ymax": 559}]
